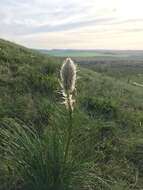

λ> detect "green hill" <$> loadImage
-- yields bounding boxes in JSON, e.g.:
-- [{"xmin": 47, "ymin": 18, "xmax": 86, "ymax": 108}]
[
  {"xmin": 0, "ymin": 39, "xmax": 143, "ymax": 190},
  {"xmin": 0, "ymin": 39, "xmax": 60, "ymax": 130}
]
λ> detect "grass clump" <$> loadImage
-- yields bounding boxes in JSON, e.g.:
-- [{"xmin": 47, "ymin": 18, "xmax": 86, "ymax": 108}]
[{"xmin": 0, "ymin": 118, "xmax": 71, "ymax": 190}]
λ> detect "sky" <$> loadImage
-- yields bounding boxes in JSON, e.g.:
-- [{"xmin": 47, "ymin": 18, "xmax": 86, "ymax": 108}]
[{"xmin": 0, "ymin": 0, "xmax": 143, "ymax": 49}]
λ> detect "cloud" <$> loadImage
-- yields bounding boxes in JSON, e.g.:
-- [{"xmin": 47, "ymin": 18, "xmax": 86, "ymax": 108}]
[
  {"xmin": 0, "ymin": 0, "xmax": 117, "ymax": 35},
  {"xmin": 0, "ymin": 0, "xmax": 116, "ymax": 29},
  {"xmin": 0, "ymin": 0, "xmax": 143, "ymax": 49},
  {"xmin": 27, "ymin": 17, "xmax": 116, "ymax": 34}
]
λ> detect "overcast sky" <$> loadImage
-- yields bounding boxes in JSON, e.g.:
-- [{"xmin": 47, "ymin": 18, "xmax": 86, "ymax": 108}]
[{"xmin": 0, "ymin": 0, "xmax": 143, "ymax": 49}]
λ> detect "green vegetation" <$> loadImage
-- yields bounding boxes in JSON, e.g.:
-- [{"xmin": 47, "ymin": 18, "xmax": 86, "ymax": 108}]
[
  {"xmin": 74, "ymin": 56, "xmax": 143, "ymax": 84},
  {"xmin": 40, "ymin": 49, "xmax": 143, "ymax": 59},
  {"xmin": 0, "ymin": 39, "xmax": 143, "ymax": 189}
]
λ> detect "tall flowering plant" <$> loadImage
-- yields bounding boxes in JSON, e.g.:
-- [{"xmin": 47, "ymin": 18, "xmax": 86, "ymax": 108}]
[{"xmin": 60, "ymin": 57, "xmax": 77, "ymax": 163}]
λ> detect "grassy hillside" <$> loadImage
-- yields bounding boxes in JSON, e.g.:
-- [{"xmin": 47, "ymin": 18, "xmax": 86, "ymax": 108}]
[
  {"xmin": 0, "ymin": 39, "xmax": 60, "ymax": 130},
  {"xmin": 0, "ymin": 39, "xmax": 143, "ymax": 190}
]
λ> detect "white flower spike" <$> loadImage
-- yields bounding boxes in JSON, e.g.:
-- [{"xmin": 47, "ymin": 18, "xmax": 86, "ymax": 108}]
[{"xmin": 60, "ymin": 58, "xmax": 77, "ymax": 110}]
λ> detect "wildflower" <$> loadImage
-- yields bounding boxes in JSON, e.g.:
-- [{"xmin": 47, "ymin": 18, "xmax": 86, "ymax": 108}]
[
  {"xmin": 60, "ymin": 58, "xmax": 76, "ymax": 110},
  {"xmin": 60, "ymin": 58, "xmax": 76, "ymax": 93},
  {"xmin": 60, "ymin": 58, "xmax": 77, "ymax": 163}
]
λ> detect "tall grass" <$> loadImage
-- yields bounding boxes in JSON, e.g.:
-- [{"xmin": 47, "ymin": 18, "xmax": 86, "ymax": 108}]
[
  {"xmin": 0, "ymin": 118, "xmax": 77, "ymax": 190},
  {"xmin": 0, "ymin": 58, "xmax": 79, "ymax": 190}
]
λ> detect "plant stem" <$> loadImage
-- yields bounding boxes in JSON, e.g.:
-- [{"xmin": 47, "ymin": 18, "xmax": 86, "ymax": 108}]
[{"xmin": 64, "ymin": 94, "xmax": 73, "ymax": 164}]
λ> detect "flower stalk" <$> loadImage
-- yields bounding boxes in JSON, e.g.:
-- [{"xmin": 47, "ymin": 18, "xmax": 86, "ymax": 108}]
[{"xmin": 60, "ymin": 57, "xmax": 77, "ymax": 164}]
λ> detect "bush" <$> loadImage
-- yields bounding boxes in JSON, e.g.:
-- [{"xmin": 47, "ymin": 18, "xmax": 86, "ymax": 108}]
[{"xmin": 81, "ymin": 97, "xmax": 118, "ymax": 120}]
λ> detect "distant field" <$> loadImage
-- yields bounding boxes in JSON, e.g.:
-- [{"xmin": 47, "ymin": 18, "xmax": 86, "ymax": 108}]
[
  {"xmin": 39, "ymin": 49, "xmax": 143, "ymax": 60},
  {"xmin": 72, "ymin": 56, "xmax": 143, "ymax": 85},
  {"xmin": 39, "ymin": 49, "xmax": 143, "ymax": 83}
]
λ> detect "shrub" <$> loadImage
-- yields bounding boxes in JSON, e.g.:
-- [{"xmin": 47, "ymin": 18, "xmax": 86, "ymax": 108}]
[{"xmin": 81, "ymin": 97, "xmax": 118, "ymax": 120}]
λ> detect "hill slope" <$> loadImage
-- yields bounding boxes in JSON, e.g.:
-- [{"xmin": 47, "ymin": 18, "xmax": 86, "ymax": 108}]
[
  {"xmin": 0, "ymin": 39, "xmax": 143, "ymax": 190},
  {"xmin": 0, "ymin": 39, "xmax": 60, "ymax": 130}
]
